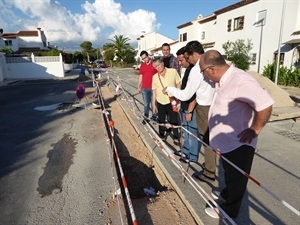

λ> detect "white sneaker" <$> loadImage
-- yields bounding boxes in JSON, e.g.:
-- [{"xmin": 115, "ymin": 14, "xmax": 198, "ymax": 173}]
[
  {"xmin": 205, "ymin": 207, "xmax": 219, "ymax": 218},
  {"xmin": 211, "ymin": 191, "xmax": 225, "ymax": 202}
]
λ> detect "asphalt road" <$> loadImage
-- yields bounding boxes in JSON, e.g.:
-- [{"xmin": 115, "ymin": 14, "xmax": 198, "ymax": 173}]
[
  {"xmin": 0, "ymin": 78, "xmax": 126, "ymax": 224},
  {"xmin": 106, "ymin": 68, "xmax": 300, "ymax": 225}
]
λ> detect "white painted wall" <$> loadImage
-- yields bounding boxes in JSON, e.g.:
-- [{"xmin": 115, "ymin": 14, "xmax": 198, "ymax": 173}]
[
  {"xmin": 19, "ymin": 32, "xmax": 47, "ymax": 50},
  {"xmin": 211, "ymin": 0, "xmax": 299, "ymax": 73},
  {"xmin": 137, "ymin": 32, "xmax": 175, "ymax": 56},
  {"xmin": 4, "ymin": 53, "xmax": 65, "ymax": 80},
  {"xmin": 64, "ymin": 63, "xmax": 79, "ymax": 71},
  {"xmin": 0, "ymin": 53, "xmax": 7, "ymax": 82}
]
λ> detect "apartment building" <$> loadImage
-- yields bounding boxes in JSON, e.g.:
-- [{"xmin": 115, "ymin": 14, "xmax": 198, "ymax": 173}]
[
  {"xmin": 139, "ymin": 0, "xmax": 300, "ymax": 74},
  {"xmin": 136, "ymin": 31, "xmax": 175, "ymax": 58}
]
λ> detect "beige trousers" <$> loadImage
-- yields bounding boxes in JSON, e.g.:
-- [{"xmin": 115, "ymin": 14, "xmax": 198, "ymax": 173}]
[{"xmin": 195, "ymin": 104, "xmax": 216, "ymax": 178}]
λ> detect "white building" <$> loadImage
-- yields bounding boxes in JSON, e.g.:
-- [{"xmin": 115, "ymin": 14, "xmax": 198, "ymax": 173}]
[
  {"xmin": 0, "ymin": 28, "xmax": 50, "ymax": 53},
  {"xmin": 136, "ymin": 31, "xmax": 176, "ymax": 58},
  {"xmin": 138, "ymin": 0, "xmax": 300, "ymax": 73}
]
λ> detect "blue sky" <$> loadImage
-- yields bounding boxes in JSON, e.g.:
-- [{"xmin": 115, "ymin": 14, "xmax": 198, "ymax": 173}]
[{"xmin": 0, "ymin": 0, "xmax": 240, "ymax": 51}]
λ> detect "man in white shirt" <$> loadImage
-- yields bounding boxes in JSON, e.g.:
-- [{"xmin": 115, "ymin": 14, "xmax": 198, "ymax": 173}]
[{"xmin": 163, "ymin": 41, "xmax": 216, "ymax": 182}]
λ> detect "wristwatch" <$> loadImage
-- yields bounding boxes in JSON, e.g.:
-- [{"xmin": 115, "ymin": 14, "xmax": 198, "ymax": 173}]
[{"xmin": 186, "ymin": 110, "xmax": 192, "ymax": 114}]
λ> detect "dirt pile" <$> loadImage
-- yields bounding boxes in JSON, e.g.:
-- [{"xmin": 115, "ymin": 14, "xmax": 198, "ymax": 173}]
[{"xmin": 248, "ymin": 71, "xmax": 296, "ymax": 108}]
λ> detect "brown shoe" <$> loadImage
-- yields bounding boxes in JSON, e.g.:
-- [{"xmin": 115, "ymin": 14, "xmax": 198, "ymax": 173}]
[{"xmin": 173, "ymin": 139, "xmax": 179, "ymax": 146}]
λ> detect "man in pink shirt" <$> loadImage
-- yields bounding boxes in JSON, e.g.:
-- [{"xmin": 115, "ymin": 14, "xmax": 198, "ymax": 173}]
[{"xmin": 199, "ymin": 50, "xmax": 274, "ymax": 219}]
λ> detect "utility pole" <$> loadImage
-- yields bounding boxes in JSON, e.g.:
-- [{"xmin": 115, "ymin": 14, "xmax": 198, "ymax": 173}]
[{"xmin": 275, "ymin": 0, "xmax": 287, "ymax": 85}]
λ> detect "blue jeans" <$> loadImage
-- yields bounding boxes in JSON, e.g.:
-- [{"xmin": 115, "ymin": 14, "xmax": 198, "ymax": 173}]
[
  {"xmin": 141, "ymin": 88, "xmax": 152, "ymax": 117},
  {"xmin": 181, "ymin": 109, "xmax": 201, "ymax": 161}
]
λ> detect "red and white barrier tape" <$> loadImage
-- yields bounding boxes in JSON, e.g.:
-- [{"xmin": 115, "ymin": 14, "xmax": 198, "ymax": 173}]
[{"xmin": 95, "ymin": 80, "xmax": 138, "ymax": 225}]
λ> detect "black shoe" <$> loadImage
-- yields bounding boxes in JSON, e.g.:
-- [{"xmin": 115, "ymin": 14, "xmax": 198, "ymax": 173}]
[
  {"xmin": 150, "ymin": 115, "xmax": 158, "ymax": 122},
  {"xmin": 179, "ymin": 156, "xmax": 190, "ymax": 163},
  {"xmin": 142, "ymin": 119, "xmax": 149, "ymax": 125},
  {"xmin": 174, "ymin": 150, "xmax": 186, "ymax": 157},
  {"xmin": 194, "ymin": 173, "xmax": 215, "ymax": 183}
]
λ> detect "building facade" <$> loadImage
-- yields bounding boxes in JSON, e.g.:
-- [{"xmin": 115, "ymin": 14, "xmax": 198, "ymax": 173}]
[
  {"xmin": 136, "ymin": 31, "xmax": 176, "ymax": 58},
  {"xmin": 0, "ymin": 28, "xmax": 50, "ymax": 53},
  {"xmin": 138, "ymin": 0, "xmax": 300, "ymax": 74}
]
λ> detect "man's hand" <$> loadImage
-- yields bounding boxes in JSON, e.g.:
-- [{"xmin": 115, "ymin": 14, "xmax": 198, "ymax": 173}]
[
  {"xmin": 162, "ymin": 87, "xmax": 168, "ymax": 95},
  {"xmin": 238, "ymin": 106, "xmax": 273, "ymax": 144},
  {"xmin": 137, "ymin": 87, "xmax": 141, "ymax": 93},
  {"xmin": 185, "ymin": 113, "xmax": 192, "ymax": 122},
  {"xmin": 237, "ymin": 128, "xmax": 258, "ymax": 144}
]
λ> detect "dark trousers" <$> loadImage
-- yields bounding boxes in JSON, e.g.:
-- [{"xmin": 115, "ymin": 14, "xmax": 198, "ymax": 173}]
[
  {"xmin": 220, "ymin": 145, "xmax": 255, "ymax": 218},
  {"xmin": 157, "ymin": 102, "xmax": 179, "ymax": 139}
]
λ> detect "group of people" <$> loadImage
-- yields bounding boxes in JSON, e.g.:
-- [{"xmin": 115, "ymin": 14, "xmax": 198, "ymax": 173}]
[{"xmin": 137, "ymin": 41, "xmax": 274, "ymax": 219}]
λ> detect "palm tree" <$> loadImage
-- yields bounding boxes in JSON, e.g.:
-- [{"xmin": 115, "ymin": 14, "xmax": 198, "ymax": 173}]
[{"xmin": 108, "ymin": 35, "xmax": 134, "ymax": 62}]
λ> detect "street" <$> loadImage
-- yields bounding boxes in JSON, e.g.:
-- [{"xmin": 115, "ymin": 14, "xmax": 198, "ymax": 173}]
[{"xmin": 0, "ymin": 78, "xmax": 126, "ymax": 224}]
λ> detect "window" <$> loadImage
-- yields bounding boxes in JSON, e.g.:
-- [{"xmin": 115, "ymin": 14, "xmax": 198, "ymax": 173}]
[
  {"xmin": 4, "ymin": 40, "xmax": 12, "ymax": 46},
  {"xmin": 274, "ymin": 53, "xmax": 285, "ymax": 65},
  {"xmin": 180, "ymin": 33, "xmax": 187, "ymax": 42},
  {"xmin": 251, "ymin": 53, "xmax": 257, "ymax": 64},
  {"xmin": 233, "ymin": 16, "xmax": 244, "ymax": 31},
  {"xmin": 227, "ymin": 19, "xmax": 232, "ymax": 32},
  {"xmin": 201, "ymin": 31, "xmax": 205, "ymax": 40}
]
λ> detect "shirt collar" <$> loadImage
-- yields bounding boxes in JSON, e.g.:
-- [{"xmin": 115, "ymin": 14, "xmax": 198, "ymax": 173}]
[
  {"xmin": 146, "ymin": 59, "xmax": 152, "ymax": 65},
  {"xmin": 218, "ymin": 64, "xmax": 234, "ymax": 87}
]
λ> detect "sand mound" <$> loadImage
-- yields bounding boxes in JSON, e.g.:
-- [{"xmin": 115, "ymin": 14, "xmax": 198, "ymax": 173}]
[{"xmin": 248, "ymin": 71, "xmax": 296, "ymax": 108}]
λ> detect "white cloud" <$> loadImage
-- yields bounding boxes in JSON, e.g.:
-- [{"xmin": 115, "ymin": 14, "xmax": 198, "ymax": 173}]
[{"xmin": 0, "ymin": 0, "xmax": 159, "ymax": 50}]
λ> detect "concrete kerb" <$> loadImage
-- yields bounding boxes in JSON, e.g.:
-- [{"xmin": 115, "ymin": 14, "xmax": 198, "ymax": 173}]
[{"xmin": 106, "ymin": 85, "xmax": 205, "ymax": 225}]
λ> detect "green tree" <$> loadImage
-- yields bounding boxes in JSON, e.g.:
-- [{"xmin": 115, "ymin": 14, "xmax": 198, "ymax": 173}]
[
  {"xmin": 0, "ymin": 46, "xmax": 13, "ymax": 54},
  {"xmin": 103, "ymin": 46, "xmax": 115, "ymax": 61},
  {"xmin": 80, "ymin": 41, "xmax": 96, "ymax": 62},
  {"xmin": 222, "ymin": 39, "xmax": 253, "ymax": 70},
  {"xmin": 108, "ymin": 35, "xmax": 134, "ymax": 63},
  {"xmin": 122, "ymin": 48, "xmax": 136, "ymax": 64},
  {"xmin": 74, "ymin": 51, "xmax": 83, "ymax": 63}
]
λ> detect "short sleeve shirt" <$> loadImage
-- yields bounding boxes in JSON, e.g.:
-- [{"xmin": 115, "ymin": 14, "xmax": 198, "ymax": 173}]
[
  {"xmin": 152, "ymin": 68, "xmax": 181, "ymax": 105},
  {"xmin": 139, "ymin": 60, "xmax": 157, "ymax": 89},
  {"xmin": 209, "ymin": 65, "xmax": 274, "ymax": 153}
]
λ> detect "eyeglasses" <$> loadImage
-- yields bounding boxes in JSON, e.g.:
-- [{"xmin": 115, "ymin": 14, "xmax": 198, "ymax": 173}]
[
  {"xmin": 141, "ymin": 56, "xmax": 147, "ymax": 61},
  {"xmin": 184, "ymin": 54, "xmax": 191, "ymax": 60},
  {"xmin": 201, "ymin": 66, "xmax": 214, "ymax": 74}
]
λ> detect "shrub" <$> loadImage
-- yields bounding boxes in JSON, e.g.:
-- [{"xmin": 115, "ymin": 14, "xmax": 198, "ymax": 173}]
[
  {"xmin": 262, "ymin": 63, "xmax": 300, "ymax": 87},
  {"xmin": 222, "ymin": 39, "xmax": 253, "ymax": 71}
]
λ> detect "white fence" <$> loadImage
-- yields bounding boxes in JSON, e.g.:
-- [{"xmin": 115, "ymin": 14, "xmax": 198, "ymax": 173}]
[{"xmin": 0, "ymin": 53, "xmax": 65, "ymax": 81}]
